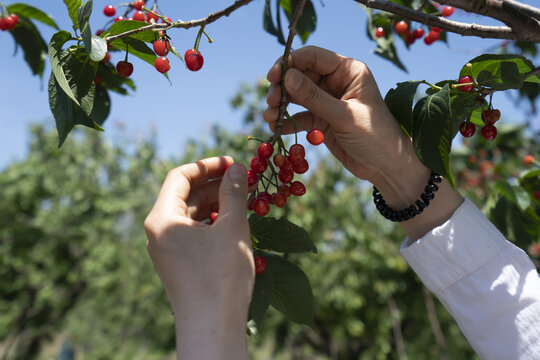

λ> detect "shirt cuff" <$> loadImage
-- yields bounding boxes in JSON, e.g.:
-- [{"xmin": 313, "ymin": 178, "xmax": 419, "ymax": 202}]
[{"xmin": 400, "ymin": 198, "xmax": 510, "ymax": 294}]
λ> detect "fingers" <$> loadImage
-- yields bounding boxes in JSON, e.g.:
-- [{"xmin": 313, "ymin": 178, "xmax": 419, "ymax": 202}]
[
  {"xmin": 186, "ymin": 179, "xmax": 221, "ymax": 219},
  {"xmin": 217, "ymin": 163, "xmax": 248, "ymax": 224},
  {"xmin": 154, "ymin": 156, "xmax": 234, "ymax": 217}
]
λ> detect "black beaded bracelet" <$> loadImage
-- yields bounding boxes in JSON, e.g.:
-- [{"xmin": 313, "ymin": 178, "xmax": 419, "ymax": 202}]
[{"xmin": 372, "ymin": 172, "xmax": 442, "ymax": 222}]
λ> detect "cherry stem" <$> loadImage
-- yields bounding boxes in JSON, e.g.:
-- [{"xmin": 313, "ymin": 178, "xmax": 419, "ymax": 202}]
[
  {"xmin": 124, "ymin": 41, "xmax": 129, "ymax": 62},
  {"xmin": 202, "ymin": 29, "xmax": 214, "ymax": 43},
  {"xmin": 248, "ymin": 135, "xmax": 265, "ymax": 143},
  {"xmin": 285, "ymin": 112, "xmax": 308, "ymax": 132}
]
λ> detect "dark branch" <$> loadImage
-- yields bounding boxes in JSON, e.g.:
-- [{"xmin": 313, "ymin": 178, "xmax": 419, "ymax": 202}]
[
  {"xmin": 105, "ymin": 0, "xmax": 254, "ymax": 43},
  {"xmin": 354, "ymin": 0, "xmax": 540, "ymax": 42}
]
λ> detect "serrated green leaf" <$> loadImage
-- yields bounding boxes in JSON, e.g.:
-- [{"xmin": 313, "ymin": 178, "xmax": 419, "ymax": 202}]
[
  {"xmin": 77, "ymin": 0, "xmax": 93, "ymax": 54},
  {"xmin": 249, "ymin": 215, "xmax": 317, "ymax": 253},
  {"xmin": 48, "ymin": 73, "xmax": 102, "ymax": 147},
  {"xmin": 109, "ymin": 20, "xmax": 155, "ymax": 43},
  {"xmin": 248, "ymin": 261, "xmax": 273, "ymax": 328},
  {"xmin": 7, "ymin": 3, "xmax": 59, "ymax": 29},
  {"xmin": 89, "ymin": 86, "xmax": 111, "ymax": 125},
  {"xmin": 49, "ymin": 31, "xmax": 79, "ymax": 105},
  {"xmin": 412, "ymin": 84, "xmax": 454, "ymax": 186},
  {"xmin": 63, "ymin": 0, "xmax": 82, "ymax": 29},
  {"xmin": 8, "ymin": 15, "xmax": 47, "ymax": 78},
  {"xmin": 62, "ymin": 47, "xmax": 98, "ymax": 114},
  {"xmin": 384, "ymin": 81, "xmax": 421, "ymax": 136},
  {"xmin": 266, "ymin": 254, "xmax": 315, "ymax": 328}
]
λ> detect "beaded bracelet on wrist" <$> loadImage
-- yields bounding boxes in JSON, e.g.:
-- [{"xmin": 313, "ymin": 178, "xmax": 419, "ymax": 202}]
[{"xmin": 372, "ymin": 172, "xmax": 442, "ymax": 222}]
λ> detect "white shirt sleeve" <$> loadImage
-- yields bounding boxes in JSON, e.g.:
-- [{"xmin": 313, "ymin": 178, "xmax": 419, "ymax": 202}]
[{"xmin": 400, "ymin": 198, "xmax": 540, "ymax": 360}]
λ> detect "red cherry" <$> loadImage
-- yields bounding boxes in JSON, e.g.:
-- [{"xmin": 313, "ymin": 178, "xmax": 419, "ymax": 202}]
[
  {"xmin": 278, "ymin": 168, "xmax": 294, "ymax": 184},
  {"xmin": 259, "ymin": 192, "xmax": 272, "ymax": 204},
  {"xmin": 431, "ymin": 26, "xmax": 443, "ymax": 32},
  {"xmin": 482, "ymin": 109, "xmax": 500, "ymax": 125},
  {"xmin": 133, "ymin": 0, "xmax": 145, "ymax": 10},
  {"xmin": 480, "ymin": 125, "xmax": 498, "ymax": 140},
  {"xmin": 101, "ymin": 52, "xmax": 111, "ymax": 63},
  {"xmin": 280, "ymin": 156, "xmax": 294, "ymax": 171},
  {"xmin": 114, "ymin": 16, "xmax": 125, "ymax": 22},
  {"xmin": 250, "ymin": 156, "xmax": 267, "ymax": 174},
  {"xmin": 146, "ymin": 11, "xmax": 159, "ymax": 23},
  {"xmin": 254, "ymin": 256, "xmax": 267, "ymax": 274},
  {"xmin": 154, "ymin": 56, "xmax": 170, "ymax": 73},
  {"xmin": 424, "ymin": 36, "xmax": 435, "ymax": 45},
  {"xmin": 405, "ymin": 31, "xmax": 415, "ymax": 45},
  {"xmin": 534, "ymin": 191, "xmax": 540, "ymax": 201},
  {"xmin": 375, "ymin": 27, "xmax": 385, "ymax": 38},
  {"xmin": 458, "ymin": 76, "xmax": 474, "ymax": 92},
  {"xmin": 248, "ymin": 197, "xmax": 256, "ymax": 210},
  {"xmin": 247, "ymin": 170, "xmax": 258, "ymax": 187},
  {"xmin": 290, "ymin": 181, "xmax": 306, "ymax": 196},
  {"xmin": 0, "ymin": 18, "xmax": 7, "ymax": 31},
  {"xmin": 185, "ymin": 49, "xmax": 204, "ymax": 71},
  {"xmin": 523, "ymin": 155, "xmax": 535, "ymax": 166},
  {"xmin": 104, "ymin": 5, "xmax": 116, "ymax": 17},
  {"xmin": 153, "ymin": 39, "xmax": 170, "ymax": 56},
  {"xmin": 162, "ymin": 17, "xmax": 172, "ymax": 23},
  {"xmin": 254, "ymin": 198, "xmax": 270, "ymax": 217},
  {"xmin": 459, "ymin": 122, "xmax": 476, "ymax": 138},
  {"xmin": 292, "ymin": 159, "xmax": 309, "ymax": 174},
  {"xmin": 4, "ymin": 14, "xmax": 18, "ymax": 29},
  {"xmin": 273, "ymin": 153, "xmax": 285, "ymax": 167},
  {"xmin": 96, "ymin": 29, "xmax": 105, "ymax": 36},
  {"xmin": 209, "ymin": 211, "xmax": 218, "ymax": 224},
  {"xmin": 93, "ymin": 75, "xmax": 103, "ymax": 86},
  {"xmin": 395, "ymin": 21, "xmax": 408, "ymax": 35},
  {"xmin": 116, "ymin": 61, "xmax": 134, "ymax": 77},
  {"xmin": 442, "ymin": 6, "xmax": 455, "ymax": 17},
  {"xmin": 289, "ymin": 144, "xmax": 305, "ymax": 160},
  {"xmin": 279, "ymin": 184, "xmax": 291, "ymax": 197},
  {"xmin": 258, "ymin": 142, "xmax": 274, "ymax": 160},
  {"xmin": 306, "ymin": 129, "xmax": 324, "ymax": 145},
  {"xmin": 272, "ymin": 192, "xmax": 287, "ymax": 208},
  {"xmin": 427, "ymin": 30, "xmax": 440, "ymax": 41},
  {"xmin": 414, "ymin": 28, "xmax": 425, "ymax": 39},
  {"xmin": 133, "ymin": 10, "xmax": 146, "ymax": 22}
]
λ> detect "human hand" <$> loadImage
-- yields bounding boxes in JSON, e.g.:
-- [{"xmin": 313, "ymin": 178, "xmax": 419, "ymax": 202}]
[
  {"xmin": 144, "ymin": 156, "xmax": 252, "ymax": 360},
  {"xmin": 265, "ymin": 46, "xmax": 463, "ymax": 240}
]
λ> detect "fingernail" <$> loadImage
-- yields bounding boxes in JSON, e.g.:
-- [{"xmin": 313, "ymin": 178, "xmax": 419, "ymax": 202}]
[{"xmin": 228, "ymin": 164, "xmax": 245, "ymax": 181}]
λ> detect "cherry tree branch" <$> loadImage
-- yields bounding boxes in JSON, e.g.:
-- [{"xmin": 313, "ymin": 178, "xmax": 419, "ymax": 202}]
[
  {"xmin": 105, "ymin": 0, "xmax": 253, "ymax": 43},
  {"xmin": 503, "ymin": 0, "xmax": 540, "ymax": 21},
  {"xmin": 353, "ymin": 0, "xmax": 540, "ymax": 42},
  {"xmin": 275, "ymin": 0, "xmax": 308, "ymax": 134},
  {"xmin": 435, "ymin": 0, "xmax": 540, "ymax": 40}
]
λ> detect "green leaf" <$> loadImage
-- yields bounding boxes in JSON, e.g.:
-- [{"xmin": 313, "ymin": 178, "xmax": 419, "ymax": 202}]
[
  {"xmin": 109, "ymin": 20, "xmax": 155, "ymax": 43},
  {"xmin": 248, "ymin": 261, "xmax": 273, "ymax": 328},
  {"xmin": 412, "ymin": 84, "xmax": 454, "ymax": 186},
  {"xmin": 493, "ymin": 180, "xmax": 531, "ymax": 211},
  {"xmin": 49, "ymin": 31, "xmax": 79, "ymax": 105},
  {"xmin": 384, "ymin": 81, "xmax": 421, "ymax": 136},
  {"xmin": 63, "ymin": 0, "xmax": 83, "ymax": 29},
  {"xmin": 489, "ymin": 196, "xmax": 540, "ymax": 248},
  {"xmin": 281, "ymin": 0, "xmax": 317, "ymax": 43},
  {"xmin": 77, "ymin": 0, "xmax": 93, "ymax": 54},
  {"xmin": 7, "ymin": 3, "xmax": 59, "ymax": 29},
  {"xmin": 8, "ymin": 15, "xmax": 47, "ymax": 78},
  {"xmin": 249, "ymin": 215, "xmax": 317, "ymax": 253},
  {"xmin": 274, "ymin": 0, "xmax": 286, "ymax": 45},
  {"xmin": 48, "ymin": 73, "xmax": 102, "ymax": 147},
  {"xmin": 89, "ymin": 86, "xmax": 111, "ymax": 126},
  {"xmin": 266, "ymin": 254, "xmax": 315, "ymax": 328},
  {"xmin": 62, "ymin": 47, "xmax": 98, "ymax": 114},
  {"xmin": 263, "ymin": 0, "xmax": 279, "ymax": 37},
  {"xmin": 89, "ymin": 36, "xmax": 107, "ymax": 61},
  {"xmin": 459, "ymin": 54, "xmax": 540, "ymax": 89},
  {"xmin": 450, "ymin": 94, "xmax": 484, "ymax": 136}
]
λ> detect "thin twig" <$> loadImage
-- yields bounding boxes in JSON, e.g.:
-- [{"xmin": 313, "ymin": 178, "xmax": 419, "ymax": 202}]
[
  {"xmin": 105, "ymin": 0, "xmax": 253, "ymax": 43},
  {"xmin": 354, "ymin": 0, "xmax": 540, "ymax": 42},
  {"xmin": 275, "ymin": 0, "xmax": 308, "ymax": 135},
  {"xmin": 423, "ymin": 286, "xmax": 449, "ymax": 360},
  {"xmin": 524, "ymin": 67, "xmax": 540, "ymax": 81}
]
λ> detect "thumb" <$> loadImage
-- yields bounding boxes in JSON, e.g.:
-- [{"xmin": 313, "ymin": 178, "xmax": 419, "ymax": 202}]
[
  {"xmin": 284, "ymin": 68, "xmax": 348, "ymax": 130},
  {"xmin": 218, "ymin": 163, "xmax": 248, "ymax": 223}
]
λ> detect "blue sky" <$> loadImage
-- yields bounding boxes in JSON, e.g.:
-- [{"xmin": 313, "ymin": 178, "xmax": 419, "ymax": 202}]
[{"xmin": 0, "ymin": 0, "xmax": 538, "ymax": 168}]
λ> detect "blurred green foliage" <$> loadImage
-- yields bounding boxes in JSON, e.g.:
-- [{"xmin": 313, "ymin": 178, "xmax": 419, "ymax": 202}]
[{"xmin": 0, "ymin": 81, "xmax": 538, "ymax": 359}]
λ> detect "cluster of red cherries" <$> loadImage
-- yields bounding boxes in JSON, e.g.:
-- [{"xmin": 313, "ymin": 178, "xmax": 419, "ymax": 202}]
[
  {"xmin": 374, "ymin": 6, "xmax": 454, "ymax": 45},
  {"xmin": 0, "ymin": 12, "xmax": 18, "ymax": 31},
  {"xmin": 246, "ymin": 129, "xmax": 325, "ymax": 217},
  {"xmin": 456, "ymin": 75, "xmax": 500, "ymax": 141},
  {"xmin": 100, "ymin": 0, "xmax": 204, "ymax": 78}
]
